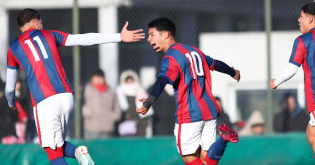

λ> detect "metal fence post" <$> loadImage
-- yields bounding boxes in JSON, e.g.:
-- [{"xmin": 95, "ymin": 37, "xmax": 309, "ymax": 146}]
[
  {"xmin": 265, "ymin": 0, "xmax": 273, "ymax": 133},
  {"xmin": 73, "ymin": 0, "xmax": 81, "ymax": 138}
]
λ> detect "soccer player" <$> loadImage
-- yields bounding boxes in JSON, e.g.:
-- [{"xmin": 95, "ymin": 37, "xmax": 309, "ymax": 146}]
[
  {"xmin": 5, "ymin": 8, "xmax": 144, "ymax": 165},
  {"xmin": 269, "ymin": 2, "xmax": 315, "ymax": 157},
  {"xmin": 136, "ymin": 18, "xmax": 240, "ymax": 165}
]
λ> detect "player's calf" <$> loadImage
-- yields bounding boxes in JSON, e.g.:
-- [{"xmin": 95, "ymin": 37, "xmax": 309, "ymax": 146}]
[{"xmin": 75, "ymin": 146, "xmax": 95, "ymax": 165}]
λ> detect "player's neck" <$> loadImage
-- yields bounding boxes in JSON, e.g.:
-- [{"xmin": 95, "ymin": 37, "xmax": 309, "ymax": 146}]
[{"xmin": 163, "ymin": 39, "xmax": 176, "ymax": 53}]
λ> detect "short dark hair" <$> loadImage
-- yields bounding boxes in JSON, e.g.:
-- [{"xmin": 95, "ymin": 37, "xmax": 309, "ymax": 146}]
[
  {"xmin": 148, "ymin": 18, "xmax": 176, "ymax": 37},
  {"xmin": 17, "ymin": 8, "xmax": 41, "ymax": 27},
  {"xmin": 92, "ymin": 69, "xmax": 105, "ymax": 78},
  {"xmin": 302, "ymin": 3, "xmax": 315, "ymax": 16},
  {"xmin": 214, "ymin": 96, "xmax": 221, "ymax": 101}
]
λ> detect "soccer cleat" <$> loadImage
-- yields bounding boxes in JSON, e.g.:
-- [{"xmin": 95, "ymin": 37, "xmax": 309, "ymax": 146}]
[
  {"xmin": 218, "ymin": 124, "xmax": 239, "ymax": 143},
  {"xmin": 75, "ymin": 146, "xmax": 95, "ymax": 165}
]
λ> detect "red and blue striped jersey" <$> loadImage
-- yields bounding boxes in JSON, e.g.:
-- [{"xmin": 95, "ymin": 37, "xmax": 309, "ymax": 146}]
[
  {"xmin": 158, "ymin": 43, "xmax": 220, "ymax": 124},
  {"xmin": 289, "ymin": 27, "xmax": 315, "ymax": 113},
  {"xmin": 7, "ymin": 28, "xmax": 73, "ymax": 106}
]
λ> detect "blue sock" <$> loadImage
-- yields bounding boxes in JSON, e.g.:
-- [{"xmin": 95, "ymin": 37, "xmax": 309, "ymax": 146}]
[
  {"xmin": 63, "ymin": 141, "xmax": 77, "ymax": 158},
  {"xmin": 51, "ymin": 157, "xmax": 68, "ymax": 165},
  {"xmin": 208, "ymin": 137, "xmax": 227, "ymax": 161}
]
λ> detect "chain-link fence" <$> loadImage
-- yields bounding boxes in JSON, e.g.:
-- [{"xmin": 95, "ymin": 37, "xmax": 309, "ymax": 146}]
[{"xmin": 0, "ymin": 0, "xmax": 311, "ymax": 143}]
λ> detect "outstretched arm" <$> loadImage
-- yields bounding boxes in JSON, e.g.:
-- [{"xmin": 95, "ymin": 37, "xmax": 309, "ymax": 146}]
[
  {"xmin": 64, "ymin": 21, "xmax": 145, "ymax": 46},
  {"xmin": 5, "ymin": 68, "xmax": 18, "ymax": 111},
  {"xmin": 136, "ymin": 77, "xmax": 169, "ymax": 115},
  {"xmin": 269, "ymin": 63, "xmax": 298, "ymax": 89},
  {"xmin": 214, "ymin": 60, "xmax": 240, "ymax": 82}
]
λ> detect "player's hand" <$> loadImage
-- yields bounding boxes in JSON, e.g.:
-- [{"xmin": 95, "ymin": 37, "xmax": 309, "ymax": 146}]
[
  {"xmin": 120, "ymin": 21, "xmax": 145, "ymax": 42},
  {"xmin": 11, "ymin": 106, "xmax": 20, "ymax": 113},
  {"xmin": 232, "ymin": 67, "xmax": 240, "ymax": 82},
  {"xmin": 136, "ymin": 98, "xmax": 148, "ymax": 115},
  {"xmin": 269, "ymin": 79, "xmax": 278, "ymax": 89}
]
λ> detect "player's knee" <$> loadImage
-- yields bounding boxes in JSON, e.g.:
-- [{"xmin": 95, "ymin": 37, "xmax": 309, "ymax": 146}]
[{"xmin": 44, "ymin": 147, "xmax": 64, "ymax": 161}]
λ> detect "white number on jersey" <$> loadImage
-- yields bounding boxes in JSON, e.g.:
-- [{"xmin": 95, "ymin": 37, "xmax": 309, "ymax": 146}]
[
  {"xmin": 185, "ymin": 51, "xmax": 204, "ymax": 79},
  {"xmin": 25, "ymin": 36, "xmax": 48, "ymax": 62}
]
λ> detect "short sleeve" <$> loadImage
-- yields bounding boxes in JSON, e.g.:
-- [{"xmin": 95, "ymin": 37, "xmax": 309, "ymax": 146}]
[
  {"xmin": 158, "ymin": 56, "xmax": 180, "ymax": 85},
  {"xmin": 205, "ymin": 55, "xmax": 216, "ymax": 71},
  {"xmin": 289, "ymin": 37, "xmax": 306, "ymax": 67},
  {"xmin": 50, "ymin": 30, "xmax": 69, "ymax": 47},
  {"xmin": 7, "ymin": 48, "xmax": 18, "ymax": 69}
]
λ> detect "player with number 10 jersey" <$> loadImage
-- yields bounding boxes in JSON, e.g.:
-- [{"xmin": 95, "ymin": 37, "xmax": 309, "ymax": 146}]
[{"xmin": 136, "ymin": 18, "xmax": 240, "ymax": 165}]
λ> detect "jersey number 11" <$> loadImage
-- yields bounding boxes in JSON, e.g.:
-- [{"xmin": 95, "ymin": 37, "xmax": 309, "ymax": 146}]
[{"xmin": 25, "ymin": 36, "xmax": 49, "ymax": 62}]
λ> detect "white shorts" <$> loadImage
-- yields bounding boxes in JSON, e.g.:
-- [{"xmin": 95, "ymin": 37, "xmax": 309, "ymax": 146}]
[
  {"xmin": 174, "ymin": 119, "xmax": 217, "ymax": 156},
  {"xmin": 309, "ymin": 112, "xmax": 315, "ymax": 126},
  {"xmin": 33, "ymin": 93, "xmax": 74, "ymax": 149}
]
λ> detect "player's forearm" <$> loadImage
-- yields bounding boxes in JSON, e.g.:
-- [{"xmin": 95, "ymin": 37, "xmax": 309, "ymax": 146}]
[
  {"xmin": 143, "ymin": 77, "xmax": 169, "ymax": 109},
  {"xmin": 5, "ymin": 68, "xmax": 18, "ymax": 108},
  {"xmin": 214, "ymin": 60, "xmax": 236, "ymax": 77},
  {"xmin": 274, "ymin": 63, "xmax": 298, "ymax": 86},
  {"xmin": 65, "ymin": 33, "xmax": 121, "ymax": 46}
]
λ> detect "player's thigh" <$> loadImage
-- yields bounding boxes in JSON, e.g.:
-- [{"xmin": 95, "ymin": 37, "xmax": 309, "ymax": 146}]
[
  {"xmin": 57, "ymin": 93, "xmax": 74, "ymax": 136},
  {"xmin": 174, "ymin": 121, "xmax": 203, "ymax": 156},
  {"xmin": 200, "ymin": 119, "xmax": 217, "ymax": 152},
  {"xmin": 34, "ymin": 95, "xmax": 63, "ymax": 149}
]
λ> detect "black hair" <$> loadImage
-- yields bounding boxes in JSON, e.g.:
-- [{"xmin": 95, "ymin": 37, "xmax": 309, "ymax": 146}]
[
  {"xmin": 148, "ymin": 18, "xmax": 176, "ymax": 37},
  {"xmin": 92, "ymin": 69, "xmax": 105, "ymax": 78},
  {"xmin": 302, "ymin": 3, "xmax": 315, "ymax": 16},
  {"xmin": 17, "ymin": 8, "xmax": 41, "ymax": 27},
  {"xmin": 214, "ymin": 96, "xmax": 221, "ymax": 101}
]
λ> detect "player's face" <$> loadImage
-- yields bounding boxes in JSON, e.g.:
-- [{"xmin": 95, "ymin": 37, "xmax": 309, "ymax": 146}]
[
  {"xmin": 148, "ymin": 27, "xmax": 166, "ymax": 53},
  {"xmin": 298, "ymin": 11, "xmax": 311, "ymax": 34}
]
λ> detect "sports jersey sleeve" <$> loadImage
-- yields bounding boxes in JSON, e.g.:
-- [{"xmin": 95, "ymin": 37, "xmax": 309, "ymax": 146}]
[
  {"xmin": 7, "ymin": 48, "xmax": 18, "ymax": 69},
  {"xmin": 205, "ymin": 55, "xmax": 216, "ymax": 71},
  {"xmin": 50, "ymin": 30, "xmax": 69, "ymax": 47},
  {"xmin": 5, "ymin": 68, "xmax": 18, "ymax": 108},
  {"xmin": 157, "ymin": 56, "xmax": 180, "ymax": 85},
  {"xmin": 64, "ymin": 33, "xmax": 121, "ymax": 46},
  {"xmin": 289, "ymin": 37, "xmax": 306, "ymax": 67}
]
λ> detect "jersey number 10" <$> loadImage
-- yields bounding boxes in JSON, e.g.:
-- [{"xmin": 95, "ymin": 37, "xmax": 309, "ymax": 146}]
[
  {"xmin": 25, "ymin": 36, "xmax": 49, "ymax": 62},
  {"xmin": 185, "ymin": 51, "xmax": 204, "ymax": 79}
]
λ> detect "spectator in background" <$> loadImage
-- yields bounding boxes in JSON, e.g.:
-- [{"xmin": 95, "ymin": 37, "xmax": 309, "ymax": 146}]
[
  {"xmin": 0, "ymin": 79, "xmax": 28, "ymax": 144},
  {"xmin": 148, "ymin": 83, "xmax": 176, "ymax": 135},
  {"xmin": 116, "ymin": 70, "xmax": 154, "ymax": 137},
  {"xmin": 215, "ymin": 97, "xmax": 232, "ymax": 129},
  {"xmin": 15, "ymin": 79, "xmax": 37, "ymax": 143},
  {"xmin": 82, "ymin": 69, "xmax": 121, "ymax": 139},
  {"xmin": 274, "ymin": 93, "xmax": 309, "ymax": 132},
  {"xmin": 239, "ymin": 110, "xmax": 266, "ymax": 136}
]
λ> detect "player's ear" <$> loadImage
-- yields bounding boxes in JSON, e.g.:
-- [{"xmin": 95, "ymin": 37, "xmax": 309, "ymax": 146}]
[
  {"xmin": 163, "ymin": 31, "xmax": 170, "ymax": 39},
  {"xmin": 308, "ymin": 15, "xmax": 314, "ymax": 24}
]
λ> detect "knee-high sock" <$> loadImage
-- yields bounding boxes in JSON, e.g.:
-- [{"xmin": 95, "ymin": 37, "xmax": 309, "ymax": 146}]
[
  {"xmin": 206, "ymin": 137, "xmax": 227, "ymax": 165},
  {"xmin": 185, "ymin": 157, "xmax": 204, "ymax": 165},
  {"xmin": 44, "ymin": 147, "xmax": 67, "ymax": 165},
  {"xmin": 51, "ymin": 157, "xmax": 68, "ymax": 165},
  {"xmin": 63, "ymin": 141, "xmax": 77, "ymax": 158}
]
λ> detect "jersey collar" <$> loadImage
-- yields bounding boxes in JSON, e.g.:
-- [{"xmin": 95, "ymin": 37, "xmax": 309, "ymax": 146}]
[
  {"xmin": 22, "ymin": 27, "xmax": 36, "ymax": 34},
  {"xmin": 310, "ymin": 27, "xmax": 315, "ymax": 32}
]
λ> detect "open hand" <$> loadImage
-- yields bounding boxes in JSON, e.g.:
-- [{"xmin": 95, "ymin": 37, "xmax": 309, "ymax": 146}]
[
  {"xmin": 120, "ymin": 22, "xmax": 145, "ymax": 42},
  {"xmin": 136, "ymin": 98, "xmax": 148, "ymax": 115}
]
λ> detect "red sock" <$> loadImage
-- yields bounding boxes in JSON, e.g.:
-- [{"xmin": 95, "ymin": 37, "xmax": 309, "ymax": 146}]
[
  {"xmin": 205, "ymin": 155, "xmax": 219, "ymax": 165},
  {"xmin": 44, "ymin": 147, "xmax": 64, "ymax": 161},
  {"xmin": 185, "ymin": 158, "xmax": 204, "ymax": 165}
]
